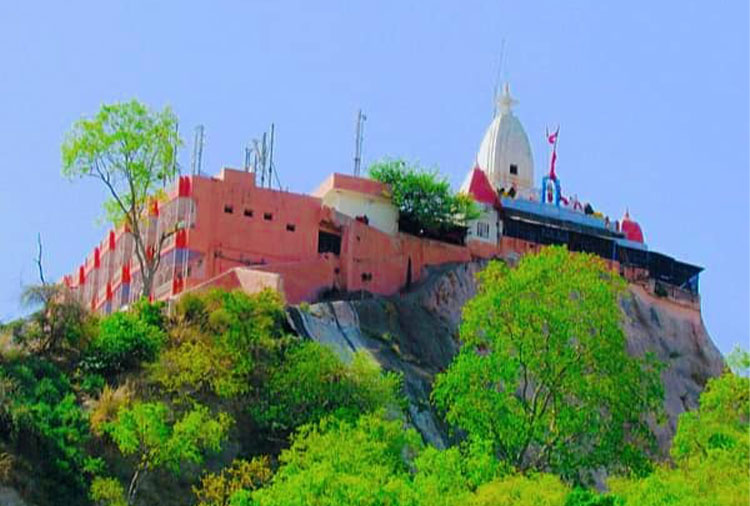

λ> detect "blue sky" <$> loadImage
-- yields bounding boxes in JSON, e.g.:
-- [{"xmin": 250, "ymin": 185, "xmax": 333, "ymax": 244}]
[{"xmin": 0, "ymin": 2, "xmax": 747, "ymax": 354}]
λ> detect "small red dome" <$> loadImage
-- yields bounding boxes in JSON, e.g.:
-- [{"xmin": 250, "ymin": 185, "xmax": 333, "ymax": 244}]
[{"xmin": 621, "ymin": 211, "xmax": 644, "ymax": 243}]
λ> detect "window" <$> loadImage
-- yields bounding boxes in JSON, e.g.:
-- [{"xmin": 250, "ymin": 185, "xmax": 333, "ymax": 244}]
[
  {"xmin": 244, "ymin": 209, "xmax": 253, "ymax": 217},
  {"xmin": 263, "ymin": 212, "xmax": 273, "ymax": 221},
  {"xmin": 286, "ymin": 223, "xmax": 296, "ymax": 232},
  {"xmin": 318, "ymin": 230, "xmax": 341, "ymax": 255},
  {"xmin": 509, "ymin": 164, "xmax": 518, "ymax": 175},
  {"xmin": 477, "ymin": 221, "xmax": 490, "ymax": 239},
  {"xmin": 224, "ymin": 204, "xmax": 234, "ymax": 214}
]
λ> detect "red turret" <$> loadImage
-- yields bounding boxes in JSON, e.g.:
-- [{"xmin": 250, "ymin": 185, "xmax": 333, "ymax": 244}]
[
  {"xmin": 621, "ymin": 210, "xmax": 644, "ymax": 244},
  {"xmin": 464, "ymin": 166, "xmax": 501, "ymax": 209}
]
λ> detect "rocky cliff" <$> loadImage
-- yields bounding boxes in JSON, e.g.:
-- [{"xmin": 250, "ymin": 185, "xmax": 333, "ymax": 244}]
[{"xmin": 288, "ymin": 260, "xmax": 725, "ymax": 454}]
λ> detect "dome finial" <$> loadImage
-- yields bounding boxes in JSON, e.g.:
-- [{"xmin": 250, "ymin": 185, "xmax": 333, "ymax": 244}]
[{"xmin": 497, "ymin": 83, "xmax": 518, "ymax": 115}]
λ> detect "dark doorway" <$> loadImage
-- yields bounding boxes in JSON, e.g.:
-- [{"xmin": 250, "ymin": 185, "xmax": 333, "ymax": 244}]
[{"xmin": 318, "ymin": 230, "xmax": 341, "ymax": 255}]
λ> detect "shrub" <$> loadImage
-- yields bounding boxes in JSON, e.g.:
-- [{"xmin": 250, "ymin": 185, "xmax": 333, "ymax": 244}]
[
  {"xmin": 83, "ymin": 310, "xmax": 165, "ymax": 375},
  {"xmin": 131, "ymin": 297, "xmax": 167, "ymax": 330},
  {"xmin": 89, "ymin": 381, "xmax": 134, "ymax": 436},
  {"xmin": 90, "ymin": 476, "xmax": 127, "ymax": 506},
  {"xmin": 0, "ymin": 357, "xmax": 89, "ymax": 500},
  {"xmin": 152, "ymin": 289, "xmax": 289, "ymax": 398},
  {"xmin": 252, "ymin": 342, "xmax": 401, "ymax": 431},
  {"xmin": 79, "ymin": 373, "xmax": 106, "ymax": 395},
  {"xmin": 193, "ymin": 457, "xmax": 273, "ymax": 506}
]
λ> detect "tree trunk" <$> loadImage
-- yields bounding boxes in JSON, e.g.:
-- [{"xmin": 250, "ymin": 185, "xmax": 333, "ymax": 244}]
[{"xmin": 127, "ymin": 467, "xmax": 142, "ymax": 505}]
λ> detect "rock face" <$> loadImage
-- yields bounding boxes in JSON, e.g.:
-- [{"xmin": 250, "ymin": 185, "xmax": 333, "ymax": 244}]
[{"xmin": 288, "ymin": 260, "xmax": 725, "ymax": 454}]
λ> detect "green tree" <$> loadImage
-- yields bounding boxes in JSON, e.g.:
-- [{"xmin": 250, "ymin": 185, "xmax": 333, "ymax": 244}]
[
  {"xmin": 608, "ymin": 372, "xmax": 749, "ymax": 505},
  {"xmin": 433, "ymin": 246, "xmax": 664, "ymax": 481},
  {"xmin": 253, "ymin": 342, "xmax": 401, "ymax": 431},
  {"xmin": 249, "ymin": 412, "xmax": 421, "ymax": 506},
  {"xmin": 62, "ymin": 100, "xmax": 181, "ymax": 298},
  {"xmin": 103, "ymin": 401, "xmax": 232, "ymax": 505},
  {"xmin": 0, "ymin": 357, "xmax": 90, "ymax": 502},
  {"xmin": 84, "ymin": 307, "xmax": 166, "ymax": 376},
  {"xmin": 369, "ymin": 159, "xmax": 479, "ymax": 235}
]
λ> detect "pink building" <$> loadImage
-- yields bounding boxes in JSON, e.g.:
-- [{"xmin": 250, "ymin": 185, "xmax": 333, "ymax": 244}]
[{"xmin": 64, "ymin": 84, "xmax": 701, "ymax": 312}]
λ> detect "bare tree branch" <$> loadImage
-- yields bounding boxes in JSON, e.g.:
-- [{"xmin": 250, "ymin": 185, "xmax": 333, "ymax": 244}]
[{"xmin": 35, "ymin": 232, "xmax": 47, "ymax": 286}]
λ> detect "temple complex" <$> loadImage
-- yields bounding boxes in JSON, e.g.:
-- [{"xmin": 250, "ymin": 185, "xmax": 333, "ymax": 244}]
[{"xmin": 63, "ymin": 84, "xmax": 703, "ymax": 312}]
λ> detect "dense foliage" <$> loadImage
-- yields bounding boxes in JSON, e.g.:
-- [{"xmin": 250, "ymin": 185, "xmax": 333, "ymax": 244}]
[
  {"xmin": 0, "ymin": 356, "xmax": 90, "ymax": 503},
  {"xmin": 608, "ymin": 371, "xmax": 750, "ymax": 505},
  {"xmin": 433, "ymin": 247, "xmax": 664, "ymax": 481},
  {"xmin": 252, "ymin": 343, "xmax": 402, "ymax": 431},
  {"xmin": 151, "ymin": 289, "xmax": 287, "ymax": 398},
  {"xmin": 1, "ymin": 248, "xmax": 747, "ymax": 506},
  {"xmin": 84, "ymin": 308, "xmax": 166, "ymax": 376},
  {"xmin": 369, "ymin": 159, "xmax": 480, "ymax": 234},
  {"xmin": 101, "ymin": 401, "xmax": 233, "ymax": 504}
]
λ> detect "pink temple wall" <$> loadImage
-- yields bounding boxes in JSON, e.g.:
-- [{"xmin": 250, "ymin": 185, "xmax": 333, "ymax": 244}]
[{"xmin": 65, "ymin": 167, "xmax": 668, "ymax": 312}]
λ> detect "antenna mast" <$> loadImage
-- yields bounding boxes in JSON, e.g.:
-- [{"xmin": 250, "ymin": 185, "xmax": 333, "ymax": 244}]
[
  {"xmin": 248, "ymin": 124, "xmax": 280, "ymax": 189},
  {"xmin": 190, "ymin": 125, "xmax": 205, "ymax": 176},
  {"xmin": 353, "ymin": 109, "xmax": 367, "ymax": 176},
  {"xmin": 267, "ymin": 123, "xmax": 275, "ymax": 189}
]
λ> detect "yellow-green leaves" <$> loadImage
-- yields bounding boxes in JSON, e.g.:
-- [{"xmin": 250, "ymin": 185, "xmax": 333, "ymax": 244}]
[
  {"xmin": 61, "ymin": 99, "xmax": 180, "ymax": 227},
  {"xmin": 433, "ymin": 246, "xmax": 664, "ymax": 480},
  {"xmin": 608, "ymin": 372, "xmax": 750, "ymax": 505},
  {"xmin": 369, "ymin": 159, "xmax": 481, "ymax": 233}
]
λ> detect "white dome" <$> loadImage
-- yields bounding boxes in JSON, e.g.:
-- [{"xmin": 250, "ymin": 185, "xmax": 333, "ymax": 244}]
[{"xmin": 475, "ymin": 84, "xmax": 534, "ymax": 193}]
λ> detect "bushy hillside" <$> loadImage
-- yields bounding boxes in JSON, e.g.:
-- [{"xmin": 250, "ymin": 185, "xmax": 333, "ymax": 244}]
[{"xmin": 0, "ymin": 247, "xmax": 746, "ymax": 506}]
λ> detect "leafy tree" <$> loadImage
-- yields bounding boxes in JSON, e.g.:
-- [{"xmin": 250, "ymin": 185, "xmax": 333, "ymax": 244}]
[
  {"xmin": 193, "ymin": 457, "xmax": 272, "ymax": 506},
  {"xmin": 608, "ymin": 372, "xmax": 749, "ymax": 505},
  {"xmin": 84, "ymin": 308, "xmax": 166, "ymax": 376},
  {"xmin": 469, "ymin": 473, "xmax": 570, "ymax": 506},
  {"xmin": 253, "ymin": 342, "xmax": 401, "ymax": 431},
  {"xmin": 411, "ymin": 438, "xmax": 505, "ymax": 506},
  {"xmin": 103, "ymin": 401, "xmax": 232, "ymax": 505},
  {"xmin": 0, "ymin": 357, "xmax": 90, "ymax": 502},
  {"xmin": 248, "ymin": 412, "xmax": 421, "ymax": 506},
  {"xmin": 62, "ymin": 100, "xmax": 181, "ymax": 298},
  {"xmin": 433, "ymin": 246, "xmax": 664, "ymax": 481},
  {"xmin": 369, "ymin": 159, "xmax": 479, "ymax": 235}
]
